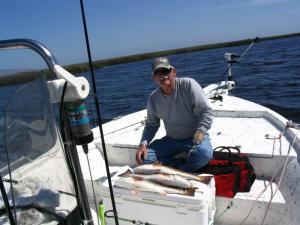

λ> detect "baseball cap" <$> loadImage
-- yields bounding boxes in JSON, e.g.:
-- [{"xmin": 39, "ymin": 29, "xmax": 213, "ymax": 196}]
[{"xmin": 152, "ymin": 57, "xmax": 173, "ymax": 75}]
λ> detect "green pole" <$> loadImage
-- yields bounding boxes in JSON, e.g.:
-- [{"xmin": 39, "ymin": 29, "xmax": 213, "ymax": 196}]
[{"xmin": 98, "ymin": 200, "xmax": 106, "ymax": 225}]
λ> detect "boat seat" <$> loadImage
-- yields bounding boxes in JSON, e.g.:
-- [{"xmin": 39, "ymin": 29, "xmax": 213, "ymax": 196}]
[{"xmin": 215, "ymin": 179, "xmax": 286, "ymax": 225}]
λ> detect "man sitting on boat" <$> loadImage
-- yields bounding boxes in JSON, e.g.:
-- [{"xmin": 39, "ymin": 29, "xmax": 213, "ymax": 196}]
[{"xmin": 135, "ymin": 57, "xmax": 214, "ymax": 172}]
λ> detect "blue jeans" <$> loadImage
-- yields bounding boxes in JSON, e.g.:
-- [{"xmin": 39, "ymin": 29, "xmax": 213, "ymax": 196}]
[{"xmin": 144, "ymin": 135, "xmax": 213, "ymax": 172}]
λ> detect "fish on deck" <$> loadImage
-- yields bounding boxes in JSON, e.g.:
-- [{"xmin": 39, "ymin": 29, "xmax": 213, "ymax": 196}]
[
  {"xmin": 132, "ymin": 163, "xmax": 213, "ymax": 184},
  {"xmin": 114, "ymin": 176, "xmax": 197, "ymax": 196},
  {"xmin": 122, "ymin": 171, "xmax": 193, "ymax": 189}
]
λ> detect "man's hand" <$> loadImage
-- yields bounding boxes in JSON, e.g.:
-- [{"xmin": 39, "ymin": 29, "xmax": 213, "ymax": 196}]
[
  {"xmin": 193, "ymin": 130, "xmax": 205, "ymax": 144},
  {"xmin": 136, "ymin": 144, "xmax": 148, "ymax": 165}
]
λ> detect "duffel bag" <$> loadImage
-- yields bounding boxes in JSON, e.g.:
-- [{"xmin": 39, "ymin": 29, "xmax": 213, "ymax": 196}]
[
  {"xmin": 201, "ymin": 164, "xmax": 240, "ymax": 198},
  {"xmin": 211, "ymin": 146, "xmax": 256, "ymax": 192}
]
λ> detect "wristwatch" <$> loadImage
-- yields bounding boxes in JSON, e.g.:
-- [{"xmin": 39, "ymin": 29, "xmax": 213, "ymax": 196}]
[{"xmin": 139, "ymin": 140, "xmax": 148, "ymax": 148}]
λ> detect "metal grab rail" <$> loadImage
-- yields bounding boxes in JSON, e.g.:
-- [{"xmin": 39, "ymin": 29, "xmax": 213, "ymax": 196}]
[
  {"xmin": 0, "ymin": 38, "xmax": 58, "ymax": 78},
  {"xmin": 0, "ymin": 38, "xmax": 89, "ymax": 101}
]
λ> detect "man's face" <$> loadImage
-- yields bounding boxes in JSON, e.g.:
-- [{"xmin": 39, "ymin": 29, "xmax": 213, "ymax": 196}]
[{"xmin": 152, "ymin": 67, "xmax": 176, "ymax": 88}]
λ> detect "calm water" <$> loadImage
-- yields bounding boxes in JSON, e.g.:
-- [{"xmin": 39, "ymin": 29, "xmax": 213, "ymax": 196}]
[
  {"xmin": 91, "ymin": 36, "xmax": 300, "ymax": 123},
  {"xmin": 0, "ymin": 36, "xmax": 300, "ymax": 166}
]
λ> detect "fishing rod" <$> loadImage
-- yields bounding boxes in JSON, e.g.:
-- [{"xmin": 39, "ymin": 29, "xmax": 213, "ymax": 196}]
[
  {"xmin": 0, "ymin": 176, "xmax": 16, "ymax": 225},
  {"xmin": 219, "ymin": 37, "xmax": 259, "ymax": 82},
  {"xmin": 79, "ymin": 1, "xmax": 120, "ymax": 225}
]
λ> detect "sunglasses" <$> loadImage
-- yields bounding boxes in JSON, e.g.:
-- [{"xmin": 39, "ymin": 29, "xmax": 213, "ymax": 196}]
[{"xmin": 154, "ymin": 68, "xmax": 172, "ymax": 76}]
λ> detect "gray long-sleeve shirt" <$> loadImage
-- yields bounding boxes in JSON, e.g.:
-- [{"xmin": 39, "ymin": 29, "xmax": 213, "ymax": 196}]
[{"xmin": 141, "ymin": 77, "xmax": 213, "ymax": 145}]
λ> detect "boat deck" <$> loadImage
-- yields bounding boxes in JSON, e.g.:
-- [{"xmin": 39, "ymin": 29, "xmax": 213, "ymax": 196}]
[
  {"xmin": 78, "ymin": 95, "xmax": 300, "ymax": 225},
  {"xmin": 90, "ymin": 95, "xmax": 297, "ymax": 169}
]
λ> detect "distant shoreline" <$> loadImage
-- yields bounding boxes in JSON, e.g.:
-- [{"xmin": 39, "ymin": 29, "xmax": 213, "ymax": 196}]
[
  {"xmin": 1, "ymin": 32, "xmax": 300, "ymax": 86},
  {"xmin": 64, "ymin": 32, "xmax": 300, "ymax": 73}
]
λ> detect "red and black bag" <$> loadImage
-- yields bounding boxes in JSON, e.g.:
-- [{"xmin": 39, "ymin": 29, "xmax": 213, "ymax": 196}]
[
  {"xmin": 201, "ymin": 164, "xmax": 240, "ymax": 198},
  {"xmin": 200, "ymin": 146, "xmax": 256, "ymax": 198},
  {"xmin": 212, "ymin": 146, "xmax": 256, "ymax": 192}
]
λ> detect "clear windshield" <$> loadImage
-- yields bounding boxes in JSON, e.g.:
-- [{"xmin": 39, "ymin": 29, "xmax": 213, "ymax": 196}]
[{"xmin": 0, "ymin": 75, "xmax": 77, "ymax": 224}]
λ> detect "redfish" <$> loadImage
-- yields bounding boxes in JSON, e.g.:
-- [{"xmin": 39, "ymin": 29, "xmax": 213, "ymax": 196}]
[
  {"xmin": 114, "ymin": 177, "xmax": 196, "ymax": 196},
  {"xmin": 133, "ymin": 163, "xmax": 212, "ymax": 184},
  {"xmin": 130, "ymin": 173, "xmax": 192, "ymax": 189}
]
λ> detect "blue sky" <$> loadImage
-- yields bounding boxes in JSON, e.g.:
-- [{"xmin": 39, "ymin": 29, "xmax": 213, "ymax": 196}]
[{"xmin": 1, "ymin": 0, "xmax": 300, "ymax": 69}]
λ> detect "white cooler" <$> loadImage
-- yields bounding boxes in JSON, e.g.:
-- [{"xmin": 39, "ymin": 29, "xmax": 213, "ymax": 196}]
[{"xmin": 100, "ymin": 168, "xmax": 216, "ymax": 225}]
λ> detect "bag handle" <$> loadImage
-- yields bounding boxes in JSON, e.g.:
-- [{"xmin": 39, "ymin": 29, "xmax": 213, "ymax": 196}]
[
  {"xmin": 213, "ymin": 146, "xmax": 233, "ymax": 163},
  {"xmin": 214, "ymin": 146, "xmax": 241, "ymax": 154}
]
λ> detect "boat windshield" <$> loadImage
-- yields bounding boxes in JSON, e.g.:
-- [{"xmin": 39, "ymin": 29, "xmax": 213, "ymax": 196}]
[{"xmin": 0, "ymin": 74, "xmax": 77, "ymax": 224}]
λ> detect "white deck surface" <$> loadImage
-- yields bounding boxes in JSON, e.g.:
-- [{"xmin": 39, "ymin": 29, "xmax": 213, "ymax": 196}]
[
  {"xmin": 90, "ymin": 95, "xmax": 297, "ymax": 168},
  {"xmin": 210, "ymin": 117, "xmax": 293, "ymax": 157}
]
